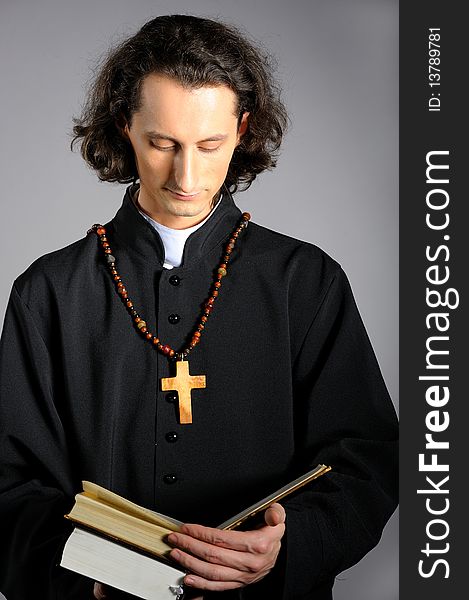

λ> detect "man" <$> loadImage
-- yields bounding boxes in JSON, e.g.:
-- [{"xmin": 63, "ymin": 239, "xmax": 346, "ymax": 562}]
[{"xmin": 0, "ymin": 14, "xmax": 398, "ymax": 600}]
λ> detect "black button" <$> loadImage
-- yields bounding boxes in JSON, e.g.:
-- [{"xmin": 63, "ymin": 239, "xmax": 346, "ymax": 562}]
[
  {"xmin": 163, "ymin": 474, "xmax": 178, "ymax": 484},
  {"xmin": 168, "ymin": 313, "xmax": 180, "ymax": 325},
  {"xmin": 165, "ymin": 431, "xmax": 178, "ymax": 443},
  {"xmin": 166, "ymin": 392, "xmax": 178, "ymax": 403},
  {"xmin": 169, "ymin": 275, "xmax": 181, "ymax": 286}
]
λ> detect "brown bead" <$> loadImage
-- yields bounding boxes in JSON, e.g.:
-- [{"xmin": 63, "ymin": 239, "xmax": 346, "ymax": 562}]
[{"xmin": 92, "ymin": 209, "xmax": 251, "ymax": 359}]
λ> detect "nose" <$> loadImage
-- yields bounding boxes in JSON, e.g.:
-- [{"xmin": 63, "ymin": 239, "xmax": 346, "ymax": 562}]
[{"xmin": 172, "ymin": 147, "xmax": 199, "ymax": 194}]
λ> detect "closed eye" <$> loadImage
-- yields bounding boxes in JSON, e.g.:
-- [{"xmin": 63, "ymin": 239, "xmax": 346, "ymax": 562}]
[
  {"xmin": 151, "ymin": 143, "xmax": 221, "ymax": 153},
  {"xmin": 151, "ymin": 143, "xmax": 175, "ymax": 151},
  {"xmin": 200, "ymin": 146, "xmax": 221, "ymax": 153}
]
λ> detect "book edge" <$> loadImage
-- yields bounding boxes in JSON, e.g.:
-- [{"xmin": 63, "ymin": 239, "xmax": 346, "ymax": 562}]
[{"xmin": 217, "ymin": 464, "xmax": 332, "ymax": 530}]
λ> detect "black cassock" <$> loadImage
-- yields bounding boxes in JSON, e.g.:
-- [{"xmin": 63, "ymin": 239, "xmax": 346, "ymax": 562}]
[{"xmin": 0, "ymin": 184, "xmax": 398, "ymax": 599}]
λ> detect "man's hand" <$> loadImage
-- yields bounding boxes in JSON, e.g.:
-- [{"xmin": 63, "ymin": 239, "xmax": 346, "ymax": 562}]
[{"xmin": 166, "ymin": 502, "xmax": 286, "ymax": 593}]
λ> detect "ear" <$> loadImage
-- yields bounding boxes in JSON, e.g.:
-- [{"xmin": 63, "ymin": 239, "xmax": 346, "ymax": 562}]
[
  {"xmin": 236, "ymin": 111, "xmax": 250, "ymax": 145},
  {"xmin": 116, "ymin": 114, "xmax": 130, "ymax": 139},
  {"xmin": 122, "ymin": 122, "xmax": 130, "ymax": 139}
]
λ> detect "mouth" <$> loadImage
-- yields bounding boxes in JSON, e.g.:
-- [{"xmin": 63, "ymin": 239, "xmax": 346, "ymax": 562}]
[{"xmin": 166, "ymin": 189, "xmax": 201, "ymax": 200}]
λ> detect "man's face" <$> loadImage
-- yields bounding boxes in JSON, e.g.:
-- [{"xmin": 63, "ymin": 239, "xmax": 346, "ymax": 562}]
[{"xmin": 124, "ymin": 73, "xmax": 249, "ymax": 229}]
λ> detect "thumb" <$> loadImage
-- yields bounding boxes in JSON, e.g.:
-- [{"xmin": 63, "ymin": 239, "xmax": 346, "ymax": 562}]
[{"xmin": 264, "ymin": 502, "xmax": 286, "ymax": 527}]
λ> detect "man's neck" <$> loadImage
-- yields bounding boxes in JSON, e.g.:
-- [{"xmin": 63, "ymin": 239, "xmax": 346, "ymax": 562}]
[
  {"xmin": 132, "ymin": 185, "xmax": 224, "ymax": 269},
  {"xmin": 134, "ymin": 186, "xmax": 222, "ymax": 230}
]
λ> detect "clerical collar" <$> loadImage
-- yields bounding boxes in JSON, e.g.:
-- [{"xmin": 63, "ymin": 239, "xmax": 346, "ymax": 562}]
[
  {"xmin": 133, "ymin": 189, "xmax": 223, "ymax": 269},
  {"xmin": 109, "ymin": 182, "xmax": 242, "ymax": 269}
]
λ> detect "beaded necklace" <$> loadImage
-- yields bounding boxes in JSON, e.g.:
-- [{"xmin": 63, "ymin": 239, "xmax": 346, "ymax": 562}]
[{"xmin": 88, "ymin": 210, "xmax": 250, "ymax": 424}]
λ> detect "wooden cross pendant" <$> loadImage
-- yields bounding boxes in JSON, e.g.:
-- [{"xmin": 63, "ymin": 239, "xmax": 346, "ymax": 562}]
[{"xmin": 160, "ymin": 360, "xmax": 206, "ymax": 424}]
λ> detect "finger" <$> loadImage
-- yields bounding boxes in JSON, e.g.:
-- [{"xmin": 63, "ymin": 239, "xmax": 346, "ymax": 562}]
[
  {"xmin": 176, "ymin": 524, "xmax": 255, "ymax": 552},
  {"xmin": 264, "ymin": 503, "xmax": 286, "ymax": 527},
  {"xmin": 170, "ymin": 548, "xmax": 245, "ymax": 583},
  {"xmin": 184, "ymin": 573, "xmax": 243, "ymax": 592},
  {"xmin": 93, "ymin": 582, "xmax": 108, "ymax": 599},
  {"xmin": 171, "ymin": 524, "xmax": 282, "ymax": 554},
  {"xmin": 167, "ymin": 532, "xmax": 263, "ymax": 572}
]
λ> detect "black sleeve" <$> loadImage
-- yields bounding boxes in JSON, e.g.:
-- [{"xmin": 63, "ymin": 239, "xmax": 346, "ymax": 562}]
[
  {"xmin": 247, "ymin": 267, "xmax": 398, "ymax": 599},
  {"xmin": 0, "ymin": 284, "xmax": 95, "ymax": 599}
]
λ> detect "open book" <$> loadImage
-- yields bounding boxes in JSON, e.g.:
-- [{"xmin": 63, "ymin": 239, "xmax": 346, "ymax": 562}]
[
  {"xmin": 60, "ymin": 464, "xmax": 331, "ymax": 599},
  {"xmin": 64, "ymin": 464, "xmax": 331, "ymax": 558}
]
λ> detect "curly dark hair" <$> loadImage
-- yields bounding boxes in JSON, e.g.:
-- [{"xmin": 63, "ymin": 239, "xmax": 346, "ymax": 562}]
[{"xmin": 71, "ymin": 14, "xmax": 290, "ymax": 193}]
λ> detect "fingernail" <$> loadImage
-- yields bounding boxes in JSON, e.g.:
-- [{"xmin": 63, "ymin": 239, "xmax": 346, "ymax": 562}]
[
  {"xmin": 185, "ymin": 576, "xmax": 195, "ymax": 585},
  {"xmin": 167, "ymin": 533, "xmax": 177, "ymax": 544}
]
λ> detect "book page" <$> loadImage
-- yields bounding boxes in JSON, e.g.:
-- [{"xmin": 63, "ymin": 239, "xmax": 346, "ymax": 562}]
[
  {"xmin": 61, "ymin": 528, "xmax": 185, "ymax": 599},
  {"xmin": 82, "ymin": 482, "xmax": 183, "ymax": 531}
]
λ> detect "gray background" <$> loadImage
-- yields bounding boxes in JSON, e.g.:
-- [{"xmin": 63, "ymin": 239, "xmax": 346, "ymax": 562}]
[{"xmin": 0, "ymin": 1, "xmax": 398, "ymax": 598}]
